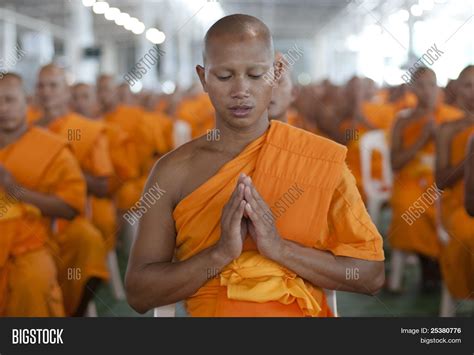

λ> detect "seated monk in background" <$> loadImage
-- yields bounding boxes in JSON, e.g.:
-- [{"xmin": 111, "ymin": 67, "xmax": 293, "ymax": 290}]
[
  {"xmin": 125, "ymin": 14, "xmax": 384, "ymax": 317},
  {"xmin": 0, "ymin": 73, "xmax": 85, "ymax": 316},
  {"xmin": 388, "ymin": 67, "xmax": 464, "ymax": 293},
  {"xmin": 435, "ymin": 65, "xmax": 474, "ymax": 300},
  {"xmin": 35, "ymin": 65, "xmax": 110, "ymax": 316},
  {"xmin": 71, "ymin": 82, "xmax": 139, "ymax": 251},
  {"xmin": 97, "ymin": 76, "xmax": 168, "ymax": 211}
]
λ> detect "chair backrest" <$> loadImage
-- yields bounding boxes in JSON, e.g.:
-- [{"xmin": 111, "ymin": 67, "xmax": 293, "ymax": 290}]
[
  {"xmin": 153, "ymin": 303, "xmax": 176, "ymax": 317},
  {"xmin": 325, "ymin": 289, "xmax": 338, "ymax": 317},
  {"xmin": 435, "ymin": 197, "xmax": 450, "ymax": 245},
  {"xmin": 154, "ymin": 290, "xmax": 338, "ymax": 317},
  {"xmin": 360, "ymin": 130, "xmax": 393, "ymax": 199}
]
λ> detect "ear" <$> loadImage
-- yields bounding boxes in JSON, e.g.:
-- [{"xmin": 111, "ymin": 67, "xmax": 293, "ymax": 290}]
[
  {"xmin": 273, "ymin": 59, "xmax": 284, "ymax": 87},
  {"xmin": 196, "ymin": 65, "xmax": 208, "ymax": 93}
]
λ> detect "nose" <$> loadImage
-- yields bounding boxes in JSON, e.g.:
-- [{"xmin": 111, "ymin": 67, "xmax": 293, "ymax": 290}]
[{"xmin": 230, "ymin": 76, "xmax": 250, "ymax": 100}]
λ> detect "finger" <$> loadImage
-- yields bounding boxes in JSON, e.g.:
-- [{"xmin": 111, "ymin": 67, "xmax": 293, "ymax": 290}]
[
  {"xmin": 228, "ymin": 183, "xmax": 244, "ymax": 214},
  {"xmin": 248, "ymin": 181, "xmax": 270, "ymax": 213},
  {"xmin": 244, "ymin": 185, "xmax": 262, "ymax": 215},
  {"xmin": 230, "ymin": 200, "xmax": 246, "ymax": 227}
]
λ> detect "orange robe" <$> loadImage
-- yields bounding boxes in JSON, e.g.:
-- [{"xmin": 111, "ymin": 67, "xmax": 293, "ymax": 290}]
[
  {"xmin": 37, "ymin": 112, "xmax": 111, "ymax": 315},
  {"xmin": 173, "ymin": 120, "xmax": 384, "ymax": 317},
  {"xmin": 440, "ymin": 127, "xmax": 474, "ymax": 298},
  {"xmin": 176, "ymin": 94, "xmax": 215, "ymax": 138},
  {"xmin": 26, "ymin": 105, "xmax": 42, "ymax": 124},
  {"xmin": 91, "ymin": 121, "xmax": 139, "ymax": 251},
  {"xmin": 104, "ymin": 105, "xmax": 156, "ymax": 210},
  {"xmin": 0, "ymin": 127, "xmax": 85, "ymax": 316},
  {"xmin": 389, "ymin": 105, "xmax": 464, "ymax": 259}
]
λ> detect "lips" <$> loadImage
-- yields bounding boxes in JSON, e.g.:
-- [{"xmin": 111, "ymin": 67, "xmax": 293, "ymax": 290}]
[{"xmin": 229, "ymin": 105, "xmax": 253, "ymax": 118}]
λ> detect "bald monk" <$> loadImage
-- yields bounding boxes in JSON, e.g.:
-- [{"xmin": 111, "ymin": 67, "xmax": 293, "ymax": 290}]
[
  {"xmin": 71, "ymin": 83, "xmax": 101, "ymax": 119},
  {"xmin": 118, "ymin": 83, "xmax": 137, "ymax": 107},
  {"xmin": 71, "ymin": 82, "xmax": 139, "ymax": 250},
  {"xmin": 97, "ymin": 75, "xmax": 151, "ymax": 210},
  {"xmin": 35, "ymin": 65, "xmax": 109, "ymax": 316},
  {"xmin": 435, "ymin": 65, "xmax": 474, "ymax": 299},
  {"xmin": 0, "ymin": 73, "xmax": 84, "ymax": 316},
  {"xmin": 389, "ymin": 67, "xmax": 464, "ymax": 292},
  {"xmin": 125, "ymin": 14, "xmax": 384, "ymax": 317}
]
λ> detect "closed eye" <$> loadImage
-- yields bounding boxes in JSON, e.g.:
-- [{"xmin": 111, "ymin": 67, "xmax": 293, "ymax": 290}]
[
  {"xmin": 249, "ymin": 74, "xmax": 263, "ymax": 79},
  {"xmin": 217, "ymin": 75, "xmax": 231, "ymax": 81}
]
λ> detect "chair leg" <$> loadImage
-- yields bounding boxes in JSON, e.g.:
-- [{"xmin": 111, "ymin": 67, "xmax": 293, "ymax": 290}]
[
  {"xmin": 388, "ymin": 250, "xmax": 406, "ymax": 292},
  {"xmin": 440, "ymin": 282, "xmax": 456, "ymax": 317},
  {"xmin": 85, "ymin": 301, "xmax": 98, "ymax": 317},
  {"xmin": 107, "ymin": 250, "xmax": 126, "ymax": 301}
]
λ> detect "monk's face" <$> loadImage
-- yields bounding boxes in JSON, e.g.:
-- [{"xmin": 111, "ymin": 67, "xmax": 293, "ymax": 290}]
[
  {"xmin": 197, "ymin": 34, "xmax": 274, "ymax": 128},
  {"xmin": 37, "ymin": 68, "xmax": 70, "ymax": 113},
  {"xmin": 97, "ymin": 77, "xmax": 117, "ymax": 111},
  {"xmin": 72, "ymin": 84, "xmax": 97, "ymax": 118},
  {"xmin": 268, "ymin": 70, "xmax": 295, "ymax": 121},
  {"xmin": 413, "ymin": 71, "xmax": 438, "ymax": 109},
  {"xmin": 457, "ymin": 69, "xmax": 474, "ymax": 111},
  {"xmin": 0, "ymin": 77, "xmax": 27, "ymax": 132},
  {"xmin": 118, "ymin": 84, "xmax": 134, "ymax": 105}
]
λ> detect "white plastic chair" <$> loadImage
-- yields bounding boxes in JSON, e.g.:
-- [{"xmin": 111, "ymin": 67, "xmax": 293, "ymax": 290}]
[
  {"xmin": 435, "ymin": 198, "xmax": 456, "ymax": 317},
  {"xmin": 153, "ymin": 290, "xmax": 338, "ymax": 317},
  {"xmin": 359, "ymin": 130, "xmax": 393, "ymax": 226}
]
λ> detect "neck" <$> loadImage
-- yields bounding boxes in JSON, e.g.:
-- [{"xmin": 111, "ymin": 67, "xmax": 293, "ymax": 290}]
[
  {"xmin": 272, "ymin": 111, "xmax": 288, "ymax": 123},
  {"xmin": 42, "ymin": 104, "xmax": 69, "ymax": 124},
  {"xmin": 102, "ymin": 101, "xmax": 118, "ymax": 115},
  {"xmin": 0, "ymin": 121, "xmax": 28, "ymax": 149},
  {"xmin": 214, "ymin": 113, "xmax": 270, "ymax": 155}
]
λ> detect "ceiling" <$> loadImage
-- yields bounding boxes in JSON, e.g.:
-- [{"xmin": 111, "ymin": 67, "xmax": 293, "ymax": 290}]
[{"xmin": 1, "ymin": 0, "xmax": 356, "ymax": 42}]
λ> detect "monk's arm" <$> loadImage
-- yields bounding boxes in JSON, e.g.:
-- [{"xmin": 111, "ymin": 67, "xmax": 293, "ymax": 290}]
[
  {"xmin": 0, "ymin": 165, "xmax": 77, "ymax": 219},
  {"xmin": 84, "ymin": 173, "xmax": 109, "ymax": 198},
  {"xmin": 269, "ymin": 241, "xmax": 384, "ymax": 295},
  {"xmin": 465, "ymin": 136, "xmax": 474, "ymax": 216},
  {"xmin": 14, "ymin": 186, "xmax": 77, "ymax": 219},
  {"xmin": 391, "ymin": 116, "xmax": 432, "ymax": 170},
  {"xmin": 435, "ymin": 122, "xmax": 466, "ymax": 189},
  {"xmin": 125, "ymin": 159, "xmax": 244, "ymax": 313}
]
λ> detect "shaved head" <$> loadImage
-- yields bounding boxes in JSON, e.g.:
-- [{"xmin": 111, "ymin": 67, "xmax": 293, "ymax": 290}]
[
  {"xmin": 196, "ymin": 14, "xmax": 276, "ymax": 130},
  {"xmin": 0, "ymin": 73, "xmax": 27, "ymax": 132},
  {"xmin": 203, "ymin": 14, "xmax": 274, "ymax": 64},
  {"xmin": 71, "ymin": 82, "xmax": 99, "ymax": 118},
  {"xmin": 37, "ymin": 63, "xmax": 70, "ymax": 116}
]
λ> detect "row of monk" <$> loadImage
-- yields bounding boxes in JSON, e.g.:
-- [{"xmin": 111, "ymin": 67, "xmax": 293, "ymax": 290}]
[{"xmin": 1, "ymin": 14, "xmax": 473, "ymax": 317}]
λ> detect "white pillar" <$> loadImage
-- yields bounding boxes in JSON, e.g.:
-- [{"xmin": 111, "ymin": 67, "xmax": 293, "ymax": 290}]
[{"xmin": 66, "ymin": 0, "xmax": 97, "ymax": 83}]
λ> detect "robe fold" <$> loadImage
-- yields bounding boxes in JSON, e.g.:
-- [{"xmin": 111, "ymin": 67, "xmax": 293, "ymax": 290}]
[{"xmin": 173, "ymin": 120, "xmax": 384, "ymax": 317}]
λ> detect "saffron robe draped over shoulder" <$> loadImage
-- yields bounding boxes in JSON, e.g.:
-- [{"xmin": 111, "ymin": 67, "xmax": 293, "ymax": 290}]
[
  {"xmin": 0, "ymin": 127, "xmax": 84, "ymax": 316},
  {"xmin": 173, "ymin": 120, "xmax": 384, "ymax": 317}
]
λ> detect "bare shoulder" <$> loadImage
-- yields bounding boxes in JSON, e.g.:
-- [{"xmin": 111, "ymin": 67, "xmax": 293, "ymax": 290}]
[{"xmin": 146, "ymin": 136, "xmax": 209, "ymax": 207}]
